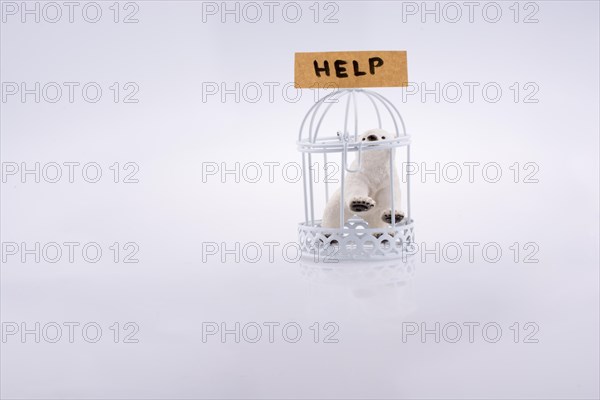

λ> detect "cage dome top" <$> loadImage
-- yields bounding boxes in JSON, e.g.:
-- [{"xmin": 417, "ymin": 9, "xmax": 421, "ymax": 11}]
[{"xmin": 297, "ymin": 89, "xmax": 410, "ymax": 154}]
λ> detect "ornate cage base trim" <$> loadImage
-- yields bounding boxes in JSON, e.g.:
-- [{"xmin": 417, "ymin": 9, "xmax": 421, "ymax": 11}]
[{"xmin": 298, "ymin": 218, "xmax": 415, "ymax": 261}]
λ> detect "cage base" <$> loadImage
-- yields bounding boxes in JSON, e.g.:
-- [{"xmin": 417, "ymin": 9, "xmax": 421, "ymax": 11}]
[{"xmin": 298, "ymin": 218, "xmax": 415, "ymax": 261}]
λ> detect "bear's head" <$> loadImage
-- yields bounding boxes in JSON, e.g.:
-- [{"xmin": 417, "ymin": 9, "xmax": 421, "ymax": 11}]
[
  {"xmin": 354, "ymin": 128, "xmax": 394, "ymax": 163},
  {"xmin": 358, "ymin": 128, "xmax": 390, "ymax": 143}
]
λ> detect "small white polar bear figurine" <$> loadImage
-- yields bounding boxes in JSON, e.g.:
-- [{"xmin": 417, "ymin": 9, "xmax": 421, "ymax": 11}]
[{"xmin": 321, "ymin": 128, "xmax": 404, "ymax": 230}]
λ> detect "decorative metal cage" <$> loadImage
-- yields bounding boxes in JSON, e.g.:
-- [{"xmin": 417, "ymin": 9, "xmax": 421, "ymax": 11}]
[{"xmin": 297, "ymin": 89, "xmax": 415, "ymax": 260}]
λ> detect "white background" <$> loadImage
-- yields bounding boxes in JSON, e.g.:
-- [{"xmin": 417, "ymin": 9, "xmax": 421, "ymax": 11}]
[{"xmin": 1, "ymin": 1, "xmax": 599, "ymax": 399}]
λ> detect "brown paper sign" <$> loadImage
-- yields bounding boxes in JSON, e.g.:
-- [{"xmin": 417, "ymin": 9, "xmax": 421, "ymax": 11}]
[{"xmin": 294, "ymin": 51, "xmax": 408, "ymax": 89}]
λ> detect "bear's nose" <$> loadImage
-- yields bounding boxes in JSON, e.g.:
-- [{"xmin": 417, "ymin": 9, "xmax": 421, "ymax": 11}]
[{"xmin": 367, "ymin": 134, "xmax": 378, "ymax": 141}]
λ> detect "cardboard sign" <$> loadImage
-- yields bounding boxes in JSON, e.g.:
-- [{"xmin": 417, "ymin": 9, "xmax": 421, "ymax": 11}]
[{"xmin": 294, "ymin": 51, "xmax": 408, "ymax": 89}]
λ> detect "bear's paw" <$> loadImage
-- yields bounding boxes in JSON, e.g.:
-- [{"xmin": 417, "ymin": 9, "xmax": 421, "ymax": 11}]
[
  {"xmin": 382, "ymin": 210, "xmax": 405, "ymax": 224},
  {"xmin": 349, "ymin": 197, "xmax": 376, "ymax": 213}
]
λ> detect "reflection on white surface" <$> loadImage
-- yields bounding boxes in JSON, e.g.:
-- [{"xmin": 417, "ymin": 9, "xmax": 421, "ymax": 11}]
[
  {"xmin": 300, "ymin": 256, "xmax": 417, "ymax": 321},
  {"xmin": 2, "ymin": 259, "xmax": 599, "ymax": 399}
]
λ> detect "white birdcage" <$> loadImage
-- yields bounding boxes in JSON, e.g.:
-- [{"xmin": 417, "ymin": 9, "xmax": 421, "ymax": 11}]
[{"xmin": 297, "ymin": 88, "xmax": 415, "ymax": 260}]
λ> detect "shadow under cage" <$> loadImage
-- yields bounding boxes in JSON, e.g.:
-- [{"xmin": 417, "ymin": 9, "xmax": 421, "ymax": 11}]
[{"xmin": 297, "ymin": 88, "xmax": 415, "ymax": 260}]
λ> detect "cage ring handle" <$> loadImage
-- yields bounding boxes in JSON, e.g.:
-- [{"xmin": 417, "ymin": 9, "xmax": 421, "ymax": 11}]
[{"xmin": 340, "ymin": 131, "xmax": 363, "ymax": 173}]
